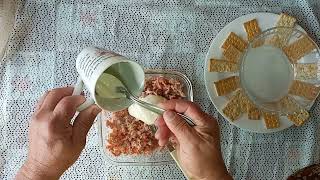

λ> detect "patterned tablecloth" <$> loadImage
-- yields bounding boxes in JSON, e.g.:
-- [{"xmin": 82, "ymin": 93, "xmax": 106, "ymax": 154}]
[{"xmin": 1, "ymin": 0, "xmax": 320, "ymax": 179}]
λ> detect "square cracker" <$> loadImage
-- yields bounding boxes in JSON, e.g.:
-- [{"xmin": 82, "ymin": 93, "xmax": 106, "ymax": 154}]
[
  {"xmin": 289, "ymin": 80, "xmax": 320, "ymax": 100},
  {"xmin": 221, "ymin": 32, "xmax": 248, "ymax": 52},
  {"xmin": 279, "ymin": 96, "xmax": 310, "ymax": 126},
  {"xmin": 268, "ymin": 13, "xmax": 296, "ymax": 48},
  {"xmin": 283, "ymin": 36, "xmax": 316, "ymax": 63},
  {"xmin": 287, "ymin": 109, "xmax": 310, "ymax": 126},
  {"xmin": 244, "ymin": 19, "xmax": 261, "ymax": 41},
  {"xmin": 263, "ymin": 112, "xmax": 280, "ymax": 129},
  {"xmin": 214, "ymin": 76, "xmax": 240, "ymax": 96},
  {"xmin": 208, "ymin": 59, "xmax": 238, "ymax": 72},
  {"xmin": 222, "ymin": 45, "xmax": 242, "ymax": 63},
  {"xmin": 295, "ymin": 63, "xmax": 318, "ymax": 80},
  {"xmin": 279, "ymin": 96, "xmax": 300, "ymax": 113},
  {"xmin": 276, "ymin": 13, "xmax": 296, "ymax": 27},
  {"xmin": 247, "ymin": 102, "xmax": 261, "ymax": 120},
  {"xmin": 223, "ymin": 90, "xmax": 242, "ymax": 121},
  {"xmin": 238, "ymin": 90, "xmax": 251, "ymax": 113}
]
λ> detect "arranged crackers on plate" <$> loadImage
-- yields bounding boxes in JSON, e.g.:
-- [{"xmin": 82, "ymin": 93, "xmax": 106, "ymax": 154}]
[
  {"xmin": 295, "ymin": 63, "xmax": 318, "ymax": 80},
  {"xmin": 243, "ymin": 19, "xmax": 261, "ymax": 41},
  {"xmin": 269, "ymin": 13, "xmax": 296, "ymax": 48},
  {"xmin": 223, "ymin": 90, "xmax": 242, "ymax": 121},
  {"xmin": 283, "ymin": 36, "xmax": 316, "ymax": 63},
  {"xmin": 208, "ymin": 59, "xmax": 238, "ymax": 72},
  {"xmin": 279, "ymin": 96, "xmax": 310, "ymax": 126},
  {"xmin": 214, "ymin": 76, "xmax": 240, "ymax": 96},
  {"xmin": 223, "ymin": 45, "xmax": 242, "ymax": 63},
  {"xmin": 207, "ymin": 12, "xmax": 318, "ymax": 130},
  {"xmin": 238, "ymin": 90, "xmax": 251, "ymax": 113},
  {"xmin": 289, "ymin": 80, "xmax": 320, "ymax": 100},
  {"xmin": 287, "ymin": 109, "xmax": 310, "ymax": 126},
  {"xmin": 276, "ymin": 13, "xmax": 296, "ymax": 27},
  {"xmin": 263, "ymin": 112, "xmax": 280, "ymax": 129},
  {"xmin": 221, "ymin": 32, "xmax": 248, "ymax": 52},
  {"xmin": 279, "ymin": 96, "xmax": 301, "ymax": 113},
  {"xmin": 247, "ymin": 102, "xmax": 261, "ymax": 120}
]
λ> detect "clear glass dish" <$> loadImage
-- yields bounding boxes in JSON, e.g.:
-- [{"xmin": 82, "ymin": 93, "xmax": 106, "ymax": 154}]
[
  {"xmin": 240, "ymin": 27, "xmax": 320, "ymax": 114},
  {"xmin": 97, "ymin": 69, "xmax": 193, "ymax": 166}
]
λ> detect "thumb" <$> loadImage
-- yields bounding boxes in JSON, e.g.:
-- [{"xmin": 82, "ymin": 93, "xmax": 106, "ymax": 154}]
[
  {"xmin": 163, "ymin": 110, "xmax": 195, "ymax": 144},
  {"xmin": 73, "ymin": 105, "xmax": 101, "ymax": 145}
]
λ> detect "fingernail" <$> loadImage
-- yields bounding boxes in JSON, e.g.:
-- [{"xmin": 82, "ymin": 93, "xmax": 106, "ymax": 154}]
[
  {"xmin": 163, "ymin": 111, "xmax": 175, "ymax": 121},
  {"xmin": 158, "ymin": 140, "xmax": 165, "ymax": 147}
]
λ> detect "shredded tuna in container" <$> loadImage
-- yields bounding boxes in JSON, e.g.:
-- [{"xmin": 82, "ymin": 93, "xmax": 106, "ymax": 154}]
[
  {"xmin": 143, "ymin": 76, "xmax": 186, "ymax": 100},
  {"xmin": 106, "ymin": 76, "xmax": 185, "ymax": 156}
]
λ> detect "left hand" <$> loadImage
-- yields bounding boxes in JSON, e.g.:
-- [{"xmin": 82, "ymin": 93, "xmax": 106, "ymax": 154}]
[{"xmin": 15, "ymin": 87, "xmax": 101, "ymax": 180}]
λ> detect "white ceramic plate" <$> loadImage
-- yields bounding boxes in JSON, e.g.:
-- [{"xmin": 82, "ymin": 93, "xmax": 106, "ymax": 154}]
[{"xmin": 204, "ymin": 12, "xmax": 306, "ymax": 133}]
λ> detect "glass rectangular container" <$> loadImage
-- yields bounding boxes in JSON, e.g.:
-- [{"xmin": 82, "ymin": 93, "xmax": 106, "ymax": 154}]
[{"xmin": 97, "ymin": 69, "xmax": 193, "ymax": 166}]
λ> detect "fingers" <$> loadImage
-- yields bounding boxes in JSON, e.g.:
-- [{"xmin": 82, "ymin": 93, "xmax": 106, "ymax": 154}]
[
  {"xmin": 73, "ymin": 105, "xmax": 101, "ymax": 144},
  {"xmin": 53, "ymin": 95, "xmax": 86, "ymax": 125},
  {"xmin": 162, "ymin": 110, "xmax": 196, "ymax": 144},
  {"xmin": 159, "ymin": 99, "xmax": 209, "ymax": 126},
  {"xmin": 41, "ymin": 87, "xmax": 74, "ymax": 111},
  {"xmin": 154, "ymin": 117, "xmax": 171, "ymax": 146},
  {"xmin": 35, "ymin": 91, "xmax": 50, "ymax": 111}
]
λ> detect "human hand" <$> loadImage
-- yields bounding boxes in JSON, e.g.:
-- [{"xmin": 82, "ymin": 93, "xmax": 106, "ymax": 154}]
[
  {"xmin": 155, "ymin": 100, "xmax": 232, "ymax": 180},
  {"xmin": 15, "ymin": 87, "xmax": 101, "ymax": 180}
]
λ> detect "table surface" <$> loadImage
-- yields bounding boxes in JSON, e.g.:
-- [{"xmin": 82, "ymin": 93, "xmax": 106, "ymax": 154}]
[{"xmin": 1, "ymin": 0, "xmax": 320, "ymax": 179}]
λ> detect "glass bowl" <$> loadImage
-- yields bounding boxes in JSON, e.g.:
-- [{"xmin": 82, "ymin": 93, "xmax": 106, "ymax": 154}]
[
  {"xmin": 240, "ymin": 27, "xmax": 320, "ymax": 114},
  {"xmin": 97, "ymin": 69, "xmax": 193, "ymax": 166}
]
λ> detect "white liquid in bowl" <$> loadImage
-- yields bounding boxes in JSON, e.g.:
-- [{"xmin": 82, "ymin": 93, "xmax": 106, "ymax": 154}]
[{"xmin": 241, "ymin": 45, "xmax": 294, "ymax": 103}]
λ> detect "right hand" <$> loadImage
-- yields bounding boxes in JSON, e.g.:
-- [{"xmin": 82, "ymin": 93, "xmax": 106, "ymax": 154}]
[{"xmin": 155, "ymin": 100, "xmax": 232, "ymax": 180}]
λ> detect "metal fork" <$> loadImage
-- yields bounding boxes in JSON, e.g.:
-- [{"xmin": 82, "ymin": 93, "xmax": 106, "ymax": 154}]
[{"xmin": 116, "ymin": 86, "xmax": 196, "ymax": 127}]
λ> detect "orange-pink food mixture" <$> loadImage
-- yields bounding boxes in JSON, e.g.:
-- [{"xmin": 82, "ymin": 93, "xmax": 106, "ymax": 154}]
[{"xmin": 106, "ymin": 76, "xmax": 185, "ymax": 156}]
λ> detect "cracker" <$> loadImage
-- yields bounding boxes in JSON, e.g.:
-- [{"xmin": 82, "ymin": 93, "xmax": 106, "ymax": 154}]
[
  {"xmin": 223, "ymin": 90, "xmax": 242, "ymax": 121},
  {"xmin": 208, "ymin": 59, "xmax": 238, "ymax": 72},
  {"xmin": 222, "ymin": 45, "xmax": 242, "ymax": 63},
  {"xmin": 279, "ymin": 96, "xmax": 300, "ymax": 113},
  {"xmin": 266, "ymin": 35, "xmax": 282, "ymax": 48},
  {"xmin": 244, "ymin": 19, "xmax": 261, "ymax": 41},
  {"xmin": 221, "ymin": 32, "xmax": 248, "ymax": 52},
  {"xmin": 263, "ymin": 112, "xmax": 280, "ymax": 129},
  {"xmin": 287, "ymin": 109, "xmax": 310, "ymax": 126},
  {"xmin": 283, "ymin": 36, "xmax": 316, "ymax": 63},
  {"xmin": 247, "ymin": 102, "xmax": 261, "ymax": 120},
  {"xmin": 295, "ymin": 63, "xmax": 318, "ymax": 80},
  {"xmin": 214, "ymin": 76, "xmax": 240, "ymax": 96},
  {"xmin": 276, "ymin": 13, "xmax": 296, "ymax": 28},
  {"xmin": 248, "ymin": 107, "xmax": 261, "ymax": 120},
  {"xmin": 238, "ymin": 90, "xmax": 251, "ymax": 113},
  {"xmin": 269, "ymin": 13, "xmax": 296, "ymax": 48},
  {"xmin": 289, "ymin": 80, "xmax": 320, "ymax": 100},
  {"xmin": 279, "ymin": 96, "xmax": 310, "ymax": 126}
]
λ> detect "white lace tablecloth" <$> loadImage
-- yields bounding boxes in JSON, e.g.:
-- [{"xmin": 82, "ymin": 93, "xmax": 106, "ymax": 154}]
[{"xmin": 1, "ymin": 0, "xmax": 320, "ymax": 179}]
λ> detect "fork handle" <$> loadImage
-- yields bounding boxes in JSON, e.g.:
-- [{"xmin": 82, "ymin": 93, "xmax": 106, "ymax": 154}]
[{"xmin": 130, "ymin": 95, "xmax": 196, "ymax": 127}]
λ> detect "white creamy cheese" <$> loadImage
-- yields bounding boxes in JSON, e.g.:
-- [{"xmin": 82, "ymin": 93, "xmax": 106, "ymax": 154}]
[{"xmin": 128, "ymin": 95, "xmax": 166, "ymax": 125}]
